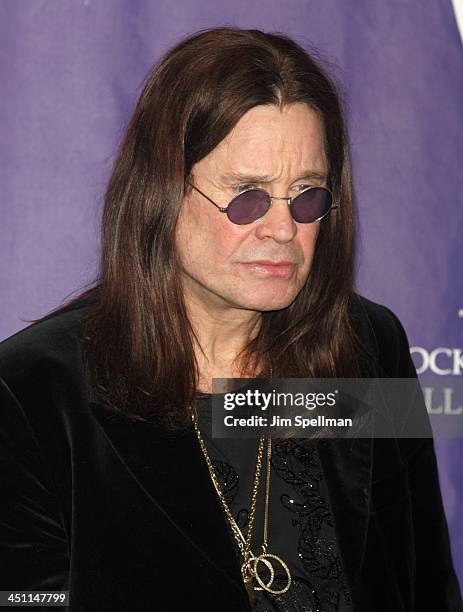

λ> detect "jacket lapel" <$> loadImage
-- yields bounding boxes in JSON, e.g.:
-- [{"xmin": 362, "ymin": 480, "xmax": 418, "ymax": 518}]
[
  {"xmin": 88, "ymin": 400, "xmax": 250, "ymax": 603},
  {"xmin": 317, "ymin": 435, "xmax": 373, "ymax": 609}
]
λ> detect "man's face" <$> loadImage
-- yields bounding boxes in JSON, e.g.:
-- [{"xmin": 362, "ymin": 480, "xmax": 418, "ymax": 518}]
[{"xmin": 175, "ymin": 102, "xmax": 328, "ymax": 314}]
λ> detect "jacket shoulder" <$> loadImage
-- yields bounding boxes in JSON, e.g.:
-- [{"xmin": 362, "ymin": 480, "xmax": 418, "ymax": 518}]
[
  {"xmin": 349, "ymin": 293, "xmax": 417, "ymax": 378},
  {"xmin": 0, "ymin": 301, "xmax": 90, "ymax": 394}
]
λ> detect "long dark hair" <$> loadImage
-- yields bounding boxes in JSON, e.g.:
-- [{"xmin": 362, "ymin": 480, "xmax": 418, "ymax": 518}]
[{"xmin": 44, "ymin": 27, "xmax": 370, "ymax": 428}]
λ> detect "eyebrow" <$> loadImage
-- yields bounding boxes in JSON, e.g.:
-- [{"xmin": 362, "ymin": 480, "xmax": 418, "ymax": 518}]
[{"xmin": 219, "ymin": 170, "xmax": 328, "ymax": 183}]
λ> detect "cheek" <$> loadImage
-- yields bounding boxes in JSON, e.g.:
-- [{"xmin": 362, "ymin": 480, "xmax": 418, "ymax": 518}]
[
  {"xmin": 299, "ymin": 224, "xmax": 320, "ymax": 254},
  {"xmin": 176, "ymin": 200, "xmax": 216, "ymax": 258},
  {"xmin": 176, "ymin": 204, "xmax": 244, "ymax": 268},
  {"xmin": 207, "ymin": 224, "xmax": 248, "ymax": 267}
]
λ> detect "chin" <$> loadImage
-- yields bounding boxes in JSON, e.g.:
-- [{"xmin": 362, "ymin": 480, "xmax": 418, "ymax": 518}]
[
  {"xmin": 259, "ymin": 301, "xmax": 296, "ymax": 312},
  {"xmin": 239, "ymin": 293, "xmax": 299, "ymax": 312}
]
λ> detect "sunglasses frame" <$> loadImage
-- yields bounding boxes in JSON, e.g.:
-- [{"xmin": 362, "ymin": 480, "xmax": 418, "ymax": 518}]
[{"xmin": 187, "ymin": 181, "xmax": 339, "ymax": 225}]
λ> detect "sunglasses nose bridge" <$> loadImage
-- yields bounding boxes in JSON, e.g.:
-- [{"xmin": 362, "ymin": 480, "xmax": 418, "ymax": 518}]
[
  {"xmin": 269, "ymin": 195, "xmax": 292, "ymax": 205},
  {"xmin": 259, "ymin": 194, "xmax": 298, "ymax": 231}
]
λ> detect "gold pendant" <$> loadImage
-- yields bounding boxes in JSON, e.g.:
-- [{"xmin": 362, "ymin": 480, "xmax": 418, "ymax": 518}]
[{"xmin": 242, "ymin": 551, "xmax": 292, "ymax": 596}]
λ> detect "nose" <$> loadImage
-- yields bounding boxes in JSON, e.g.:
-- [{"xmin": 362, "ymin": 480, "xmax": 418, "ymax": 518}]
[{"xmin": 254, "ymin": 196, "xmax": 297, "ymax": 243}]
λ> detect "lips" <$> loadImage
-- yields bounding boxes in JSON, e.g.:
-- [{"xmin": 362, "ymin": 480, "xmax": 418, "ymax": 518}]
[{"xmin": 239, "ymin": 260, "xmax": 296, "ymax": 279}]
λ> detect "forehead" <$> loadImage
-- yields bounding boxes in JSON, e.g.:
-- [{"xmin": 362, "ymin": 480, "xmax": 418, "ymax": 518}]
[{"xmin": 202, "ymin": 103, "xmax": 327, "ymax": 179}]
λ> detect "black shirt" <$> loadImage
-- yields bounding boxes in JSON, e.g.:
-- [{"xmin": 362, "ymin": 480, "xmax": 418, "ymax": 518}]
[{"xmin": 196, "ymin": 393, "xmax": 354, "ymax": 612}]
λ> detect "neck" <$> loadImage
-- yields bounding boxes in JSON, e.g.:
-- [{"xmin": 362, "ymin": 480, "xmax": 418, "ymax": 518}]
[{"xmin": 184, "ymin": 291, "xmax": 263, "ymax": 393}]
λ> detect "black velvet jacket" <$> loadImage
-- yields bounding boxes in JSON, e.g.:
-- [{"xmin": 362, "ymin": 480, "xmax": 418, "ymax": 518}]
[{"xmin": 0, "ymin": 293, "xmax": 461, "ymax": 611}]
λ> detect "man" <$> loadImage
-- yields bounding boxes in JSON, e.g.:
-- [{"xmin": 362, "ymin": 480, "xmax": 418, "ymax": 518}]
[{"xmin": 0, "ymin": 27, "xmax": 462, "ymax": 611}]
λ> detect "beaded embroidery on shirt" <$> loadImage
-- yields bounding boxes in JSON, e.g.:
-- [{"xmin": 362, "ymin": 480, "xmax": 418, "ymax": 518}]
[{"xmin": 211, "ymin": 438, "xmax": 353, "ymax": 612}]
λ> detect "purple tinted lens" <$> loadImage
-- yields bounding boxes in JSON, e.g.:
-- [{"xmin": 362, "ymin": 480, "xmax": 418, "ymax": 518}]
[
  {"xmin": 291, "ymin": 188, "xmax": 332, "ymax": 223},
  {"xmin": 227, "ymin": 190, "xmax": 270, "ymax": 224}
]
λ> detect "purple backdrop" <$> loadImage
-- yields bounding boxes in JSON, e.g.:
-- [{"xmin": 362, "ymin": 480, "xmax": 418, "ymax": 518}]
[{"xmin": 1, "ymin": 0, "xmax": 462, "ymax": 589}]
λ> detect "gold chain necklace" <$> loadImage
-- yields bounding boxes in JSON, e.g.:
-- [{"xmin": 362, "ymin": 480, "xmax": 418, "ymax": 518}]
[{"xmin": 190, "ymin": 406, "xmax": 292, "ymax": 604}]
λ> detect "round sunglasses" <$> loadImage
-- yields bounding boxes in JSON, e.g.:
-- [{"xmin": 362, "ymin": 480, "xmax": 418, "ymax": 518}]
[{"xmin": 188, "ymin": 181, "xmax": 339, "ymax": 225}]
